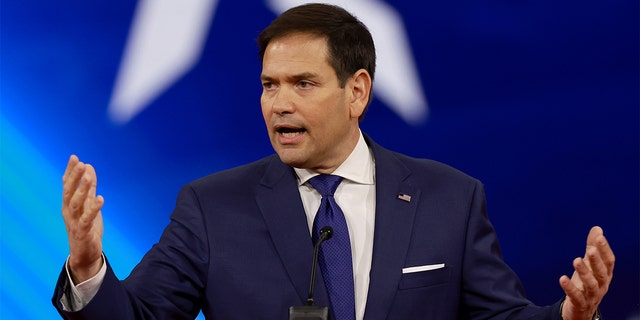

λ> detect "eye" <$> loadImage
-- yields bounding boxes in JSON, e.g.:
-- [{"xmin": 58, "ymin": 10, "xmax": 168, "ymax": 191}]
[
  {"xmin": 262, "ymin": 82, "xmax": 275, "ymax": 91},
  {"xmin": 297, "ymin": 81, "xmax": 313, "ymax": 89}
]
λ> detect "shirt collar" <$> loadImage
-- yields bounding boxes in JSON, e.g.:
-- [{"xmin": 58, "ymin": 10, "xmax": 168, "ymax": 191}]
[{"xmin": 294, "ymin": 131, "xmax": 375, "ymax": 186}]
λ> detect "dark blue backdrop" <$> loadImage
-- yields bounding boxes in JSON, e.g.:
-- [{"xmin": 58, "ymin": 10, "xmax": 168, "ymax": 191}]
[{"xmin": 1, "ymin": 0, "xmax": 638, "ymax": 319}]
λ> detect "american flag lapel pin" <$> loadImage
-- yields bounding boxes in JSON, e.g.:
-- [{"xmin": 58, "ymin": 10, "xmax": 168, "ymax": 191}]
[{"xmin": 397, "ymin": 193, "xmax": 412, "ymax": 202}]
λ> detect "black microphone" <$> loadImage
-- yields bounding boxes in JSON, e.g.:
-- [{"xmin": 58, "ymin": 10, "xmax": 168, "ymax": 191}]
[{"xmin": 289, "ymin": 226, "xmax": 333, "ymax": 320}]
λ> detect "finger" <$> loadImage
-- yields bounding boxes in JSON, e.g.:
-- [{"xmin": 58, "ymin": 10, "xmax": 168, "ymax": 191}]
[
  {"xmin": 62, "ymin": 155, "xmax": 79, "ymax": 184},
  {"xmin": 585, "ymin": 226, "xmax": 604, "ymax": 248},
  {"xmin": 62, "ymin": 161, "xmax": 86, "ymax": 206},
  {"xmin": 84, "ymin": 164, "xmax": 98, "ymax": 201},
  {"xmin": 594, "ymin": 233, "xmax": 615, "ymax": 276},
  {"xmin": 581, "ymin": 227, "xmax": 602, "ymax": 267},
  {"xmin": 578, "ymin": 251, "xmax": 601, "ymax": 301},
  {"xmin": 81, "ymin": 195, "xmax": 104, "ymax": 227},
  {"xmin": 585, "ymin": 244, "xmax": 609, "ymax": 288},
  {"xmin": 569, "ymin": 269, "xmax": 584, "ymax": 291},
  {"xmin": 559, "ymin": 273, "xmax": 587, "ymax": 307},
  {"xmin": 92, "ymin": 195, "xmax": 105, "ymax": 213},
  {"xmin": 81, "ymin": 165, "xmax": 102, "ymax": 223},
  {"xmin": 68, "ymin": 169, "xmax": 94, "ymax": 218},
  {"xmin": 80, "ymin": 165, "xmax": 97, "ymax": 220}
]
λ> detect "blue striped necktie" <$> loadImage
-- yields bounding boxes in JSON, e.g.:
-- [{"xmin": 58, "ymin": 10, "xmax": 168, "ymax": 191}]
[{"xmin": 309, "ymin": 174, "xmax": 355, "ymax": 320}]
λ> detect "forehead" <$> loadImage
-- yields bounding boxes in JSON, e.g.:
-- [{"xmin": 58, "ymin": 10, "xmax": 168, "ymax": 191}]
[{"xmin": 261, "ymin": 33, "xmax": 333, "ymax": 76}]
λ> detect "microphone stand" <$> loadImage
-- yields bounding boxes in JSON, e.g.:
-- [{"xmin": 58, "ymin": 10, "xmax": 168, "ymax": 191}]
[{"xmin": 289, "ymin": 226, "xmax": 333, "ymax": 320}]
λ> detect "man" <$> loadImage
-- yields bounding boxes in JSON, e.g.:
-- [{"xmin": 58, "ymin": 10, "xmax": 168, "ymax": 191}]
[{"xmin": 53, "ymin": 3, "xmax": 614, "ymax": 319}]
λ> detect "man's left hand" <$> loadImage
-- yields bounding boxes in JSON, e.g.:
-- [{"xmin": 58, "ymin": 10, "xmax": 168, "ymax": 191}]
[{"xmin": 559, "ymin": 226, "xmax": 614, "ymax": 320}]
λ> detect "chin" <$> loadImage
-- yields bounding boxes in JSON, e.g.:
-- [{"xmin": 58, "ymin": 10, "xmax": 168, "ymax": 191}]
[
  {"xmin": 272, "ymin": 144, "xmax": 302, "ymax": 164},
  {"xmin": 275, "ymin": 152, "xmax": 307, "ymax": 168},
  {"xmin": 278, "ymin": 157, "xmax": 304, "ymax": 168}
]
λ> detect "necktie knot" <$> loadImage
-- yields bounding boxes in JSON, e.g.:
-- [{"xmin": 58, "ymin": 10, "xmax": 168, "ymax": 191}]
[{"xmin": 309, "ymin": 174, "xmax": 343, "ymax": 197}]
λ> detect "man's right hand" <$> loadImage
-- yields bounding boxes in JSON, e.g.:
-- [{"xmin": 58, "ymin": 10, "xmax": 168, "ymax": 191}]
[{"xmin": 62, "ymin": 155, "xmax": 105, "ymax": 284}]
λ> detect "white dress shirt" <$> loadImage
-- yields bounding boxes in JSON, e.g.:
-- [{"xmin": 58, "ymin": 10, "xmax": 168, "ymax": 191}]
[
  {"xmin": 64, "ymin": 132, "xmax": 377, "ymax": 320},
  {"xmin": 294, "ymin": 132, "xmax": 376, "ymax": 320}
]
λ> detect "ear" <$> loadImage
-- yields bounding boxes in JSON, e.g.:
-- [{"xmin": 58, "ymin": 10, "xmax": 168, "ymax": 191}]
[{"xmin": 347, "ymin": 69, "xmax": 372, "ymax": 119}]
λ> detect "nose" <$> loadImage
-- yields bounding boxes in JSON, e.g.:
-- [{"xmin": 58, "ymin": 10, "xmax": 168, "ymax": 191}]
[{"xmin": 270, "ymin": 86, "xmax": 295, "ymax": 115}]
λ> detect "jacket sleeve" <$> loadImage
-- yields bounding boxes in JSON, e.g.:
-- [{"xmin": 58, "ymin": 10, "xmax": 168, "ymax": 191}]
[
  {"xmin": 461, "ymin": 180, "xmax": 563, "ymax": 320},
  {"xmin": 51, "ymin": 184, "xmax": 209, "ymax": 320}
]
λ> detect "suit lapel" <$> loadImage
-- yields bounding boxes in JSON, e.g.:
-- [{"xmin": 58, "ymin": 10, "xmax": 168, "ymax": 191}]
[
  {"xmin": 363, "ymin": 138, "xmax": 421, "ymax": 319},
  {"xmin": 255, "ymin": 156, "xmax": 329, "ymax": 306}
]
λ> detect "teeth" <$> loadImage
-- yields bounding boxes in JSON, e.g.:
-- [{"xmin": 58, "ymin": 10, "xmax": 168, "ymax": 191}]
[{"xmin": 281, "ymin": 131, "xmax": 300, "ymax": 137}]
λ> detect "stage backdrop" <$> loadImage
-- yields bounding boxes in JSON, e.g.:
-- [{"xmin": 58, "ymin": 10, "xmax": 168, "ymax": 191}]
[{"xmin": 1, "ymin": 0, "xmax": 638, "ymax": 319}]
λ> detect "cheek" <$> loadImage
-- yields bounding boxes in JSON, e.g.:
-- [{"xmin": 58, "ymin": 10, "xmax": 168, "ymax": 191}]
[
  {"xmin": 324, "ymin": 96, "xmax": 351, "ymax": 124},
  {"xmin": 313, "ymin": 108, "xmax": 345, "ymax": 138},
  {"xmin": 260, "ymin": 97, "xmax": 270, "ymax": 121}
]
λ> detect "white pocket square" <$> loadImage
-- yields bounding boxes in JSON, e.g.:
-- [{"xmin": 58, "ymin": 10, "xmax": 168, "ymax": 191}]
[{"xmin": 402, "ymin": 263, "xmax": 445, "ymax": 274}]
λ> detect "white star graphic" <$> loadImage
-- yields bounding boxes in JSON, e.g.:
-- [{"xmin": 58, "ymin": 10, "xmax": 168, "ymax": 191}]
[{"xmin": 108, "ymin": 0, "xmax": 428, "ymax": 125}]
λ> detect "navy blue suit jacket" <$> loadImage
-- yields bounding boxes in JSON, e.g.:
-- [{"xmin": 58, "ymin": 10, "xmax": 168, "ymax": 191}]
[{"xmin": 53, "ymin": 136, "xmax": 563, "ymax": 319}]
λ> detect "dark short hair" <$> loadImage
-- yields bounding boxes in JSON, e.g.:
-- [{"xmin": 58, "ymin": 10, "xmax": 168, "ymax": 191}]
[{"xmin": 257, "ymin": 3, "xmax": 376, "ymax": 113}]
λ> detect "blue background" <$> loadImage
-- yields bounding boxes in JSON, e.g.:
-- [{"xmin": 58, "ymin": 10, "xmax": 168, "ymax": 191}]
[{"xmin": 1, "ymin": 0, "xmax": 638, "ymax": 319}]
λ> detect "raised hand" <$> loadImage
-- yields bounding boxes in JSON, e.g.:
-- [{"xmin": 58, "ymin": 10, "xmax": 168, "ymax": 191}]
[
  {"xmin": 559, "ymin": 226, "xmax": 614, "ymax": 320},
  {"xmin": 61, "ymin": 155, "xmax": 105, "ymax": 283}
]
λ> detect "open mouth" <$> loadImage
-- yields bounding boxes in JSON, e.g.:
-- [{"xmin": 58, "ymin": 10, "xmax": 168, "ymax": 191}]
[{"xmin": 277, "ymin": 127, "xmax": 307, "ymax": 137}]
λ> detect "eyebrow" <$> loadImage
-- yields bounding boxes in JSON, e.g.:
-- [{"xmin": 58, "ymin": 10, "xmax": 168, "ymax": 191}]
[{"xmin": 260, "ymin": 72, "xmax": 320, "ymax": 83}]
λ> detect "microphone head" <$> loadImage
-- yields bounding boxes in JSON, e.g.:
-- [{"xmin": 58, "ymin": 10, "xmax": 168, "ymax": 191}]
[{"xmin": 319, "ymin": 226, "xmax": 333, "ymax": 240}]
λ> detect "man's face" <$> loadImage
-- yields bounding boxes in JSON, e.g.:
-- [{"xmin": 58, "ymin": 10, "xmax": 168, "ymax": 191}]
[{"xmin": 260, "ymin": 33, "xmax": 362, "ymax": 173}]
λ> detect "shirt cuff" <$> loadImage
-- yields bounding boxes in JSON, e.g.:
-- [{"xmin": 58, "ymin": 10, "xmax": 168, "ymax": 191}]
[{"xmin": 60, "ymin": 254, "xmax": 107, "ymax": 311}]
